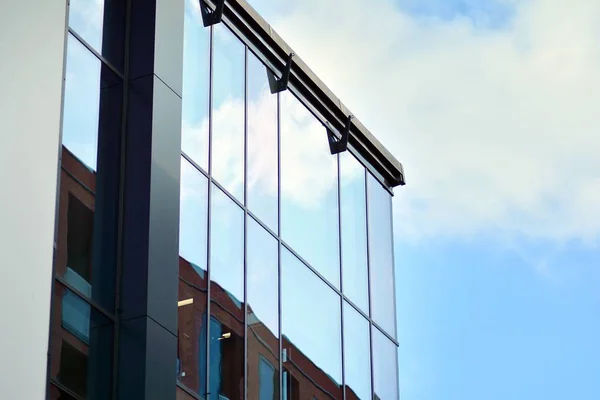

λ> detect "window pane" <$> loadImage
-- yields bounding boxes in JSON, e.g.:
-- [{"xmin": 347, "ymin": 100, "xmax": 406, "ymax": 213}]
[
  {"xmin": 280, "ymin": 91, "xmax": 340, "ymax": 288},
  {"xmin": 247, "ymin": 217, "xmax": 279, "ymax": 400},
  {"xmin": 209, "ymin": 184, "xmax": 244, "ymax": 400},
  {"xmin": 181, "ymin": 0, "xmax": 210, "ymax": 171},
  {"xmin": 56, "ymin": 34, "xmax": 122, "ymax": 312},
  {"xmin": 68, "ymin": 0, "xmax": 126, "ymax": 71},
  {"xmin": 282, "ymin": 248, "xmax": 342, "ymax": 399},
  {"xmin": 177, "ymin": 158, "xmax": 209, "ymax": 395},
  {"xmin": 367, "ymin": 174, "xmax": 396, "ymax": 337},
  {"xmin": 340, "ymin": 152, "xmax": 369, "ymax": 313},
  {"xmin": 372, "ymin": 328, "xmax": 399, "ymax": 400},
  {"xmin": 343, "ymin": 303, "xmax": 371, "ymax": 400},
  {"xmin": 49, "ymin": 383, "xmax": 82, "ymax": 400},
  {"xmin": 49, "ymin": 282, "xmax": 113, "ymax": 399},
  {"xmin": 212, "ymin": 24, "xmax": 245, "ymax": 201},
  {"xmin": 247, "ymin": 51, "xmax": 278, "ymax": 232}
]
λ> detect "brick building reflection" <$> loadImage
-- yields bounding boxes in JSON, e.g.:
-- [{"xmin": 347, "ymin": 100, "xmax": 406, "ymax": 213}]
[{"xmin": 49, "ymin": 146, "xmax": 359, "ymax": 400}]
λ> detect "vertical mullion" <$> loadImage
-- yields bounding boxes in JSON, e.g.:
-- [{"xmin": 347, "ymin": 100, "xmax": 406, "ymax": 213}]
[
  {"xmin": 365, "ymin": 170, "xmax": 375, "ymax": 400},
  {"xmin": 205, "ymin": 23, "xmax": 214, "ymax": 400},
  {"xmin": 337, "ymin": 154, "xmax": 346, "ymax": 400},
  {"xmin": 277, "ymin": 91, "xmax": 283, "ymax": 400},
  {"xmin": 243, "ymin": 45, "xmax": 249, "ymax": 400},
  {"xmin": 112, "ymin": 0, "xmax": 132, "ymax": 397}
]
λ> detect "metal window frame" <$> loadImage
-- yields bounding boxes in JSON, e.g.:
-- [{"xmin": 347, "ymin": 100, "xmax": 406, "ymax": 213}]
[{"xmin": 201, "ymin": 0, "xmax": 405, "ymax": 192}]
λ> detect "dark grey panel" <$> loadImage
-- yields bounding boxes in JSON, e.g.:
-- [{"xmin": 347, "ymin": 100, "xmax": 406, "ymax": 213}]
[
  {"xmin": 118, "ymin": 316, "xmax": 177, "ymax": 400},
  {"xmin": 147, "ymin": 76, "xmax": 182, "ymax": 334}
]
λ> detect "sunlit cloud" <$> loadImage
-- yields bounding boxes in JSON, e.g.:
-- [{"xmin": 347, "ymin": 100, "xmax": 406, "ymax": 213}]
[{"xmin": 259, "ymin": 0, "xmax": 600, "ymax": 244}]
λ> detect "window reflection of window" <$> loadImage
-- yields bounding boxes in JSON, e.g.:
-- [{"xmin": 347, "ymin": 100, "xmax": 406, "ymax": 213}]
[{"xmin": 258, "ymin": 356, "xmax": 276, "ymax": 400}]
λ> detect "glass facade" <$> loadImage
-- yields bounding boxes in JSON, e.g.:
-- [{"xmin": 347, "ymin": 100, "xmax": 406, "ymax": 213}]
[
  {"xmin": 47, "ymin": 0, "xmax": 124, "ymax": 398},
  {"xmin": 47, "ymin": 1, "xmax": 401, "ymax": 400}
]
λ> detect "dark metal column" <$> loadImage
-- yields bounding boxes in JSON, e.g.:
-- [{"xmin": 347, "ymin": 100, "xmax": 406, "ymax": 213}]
[{"xmin": 118, "ymin": 0, "xmax": 184, "ymax": 399}]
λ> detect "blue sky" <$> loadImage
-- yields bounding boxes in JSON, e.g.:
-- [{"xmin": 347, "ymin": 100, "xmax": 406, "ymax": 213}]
[{"xmin": 247, "ymin": 0, "xmax": 600, "ymax": 399}]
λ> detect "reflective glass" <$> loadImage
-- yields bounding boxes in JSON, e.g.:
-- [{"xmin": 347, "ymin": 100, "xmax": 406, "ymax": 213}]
[
  {"xmin": 282, "ymin": 248, "xmax": 342, "ymax": 399},
  {"xmin": 209, "ymin": 184, "xmax": 245, "ymax": 400},
  {"xmin": 247, "ymin": 51, "xmax": 278, "ymax": 232},
  {"xmin": 212, "ymin": 24, "xmax": 245, "ymax": 201},
  {"xmin": 247, "ymin": 217, "xmax": 279, "ymax": 400},
  {"xmin": 367, "ymin": 174, "xmax": 397, "ymax": 337},
  {"xmin": 56, "ymin": 34, "xmax": 123, "ymax": 312},
  {"xmin": 280, "ymin": 91, "xmax": 340, "ymax": 288},
  {"xmin": 176, "ymin": 386, "xmax": 197, "ymax": 400},
  {"xmin": 177, "ymin": 157, "xmax": 208, "ymax": 395},
  {"xmin": 181, "ymin": 0, "xmax": 210, "ymax": 171},
  {"xmin": 343, "ymin": 303, "xmax": 371, "ymax": 400},
  {"xmin": 49, "ymin": 282, "xmax": 113, "ymax": 399},
  {"xmin": 372, "ymin": 328, "xmax": 399, "ymax": 400},
  {"xmin": 62, "ymin": 34, "xmax": 120, "ymax": 172},
  {"xmin": 68, "ymin": 0, "xmax": 126, "ymax": 71},
  {"xmin": 340, "ymin": 152, "xmax": 369, "ymax": 313}
]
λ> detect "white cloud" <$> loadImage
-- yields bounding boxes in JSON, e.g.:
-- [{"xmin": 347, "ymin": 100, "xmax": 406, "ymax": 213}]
[{"xmin": 262, "ymin": 0, "xmax": 600, "ymax": 244}]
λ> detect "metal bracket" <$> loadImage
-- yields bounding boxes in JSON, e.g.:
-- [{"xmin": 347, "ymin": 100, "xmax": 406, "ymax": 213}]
[
  {"xmin": 201, "ymin": 0, "xmax": 225, "ymax": 27},
  {"xmin": 267, "ymin": 53, "xmax": 295, "ymax": 93},
  {"xmin": 328, "ymin": 115, "xmax": 353, "ymax": 154}
]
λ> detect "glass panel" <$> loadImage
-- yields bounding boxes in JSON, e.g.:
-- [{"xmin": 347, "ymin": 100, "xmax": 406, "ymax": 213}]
[
  {"xmin": 56, "ymin": 33, "xmax": 123, "ymax": 312},
  {"xmin": 209, "ymin": 184, "xmax": 244, "ymax": 400},
  {"xmin": 247, "ymin": 51, "xmax": 278, "ymax": 232},
  {"xmin": 177, "ymin": 158, "xmax": 209, "ymax": 395},
  {"xmin": 340, "ymin": 152, "xmax": 369, "ymax": 313},
  {"xmin": 367, "ymin": 174, "xmax": 396, "ymax": 337},
  {"xmin": 281, "ymin": 248, "xmax": 342, "ymax": 399},
  {"xmin": 280, "ymin": 91, "xmax": 340, "ymax": 288},
  {"xmin": 49, "ymin": 282, "xmax": 113, "ymax": 399},
  {"xmin": 181, "ymin": 0, "xmax": 210, "ymax": 171},
  {"xmin": 343, "ymin": 303, "xmax": 371, "ymax": 400},
  {"xmin": 247, "ymin": 217, "xmax": 279, "ymax": 400},
  {"xmin": 68, "ymin": 0, "xmax": 126, "ymax": 71},
  {"xmin": 372, "ymin": 328, "xmax": 399, "ymax": 400},
  {"xmin": 212, "ymin": 24, "xmax": 245, "ymax": 201}
]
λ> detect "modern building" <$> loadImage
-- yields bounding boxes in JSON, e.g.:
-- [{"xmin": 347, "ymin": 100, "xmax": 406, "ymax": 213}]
[{"xmin": 1, "ymin": 1, "xmax": 405, "ymax": 400}]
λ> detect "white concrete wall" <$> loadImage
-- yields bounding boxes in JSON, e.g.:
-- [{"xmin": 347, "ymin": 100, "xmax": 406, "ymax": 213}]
[{"xmin": 0, "ymin": 1, "xmax": 67, "ymax": 398}]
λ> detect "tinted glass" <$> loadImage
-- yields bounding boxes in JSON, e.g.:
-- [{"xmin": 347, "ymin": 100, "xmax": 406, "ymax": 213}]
[
  {"xmin": 177, "ymin": 158, "xmax": 209, "ymax": 395},
  {"xmin": 68, "ymin": 0, "xmax": 126, "ymax": 71},
  {"xmin": 367, "ymin": 174, "xmax": 396, "ymax": 337},
  {"xmin": 280, "ymin": 91, "xmax": 340, "ymax": 288},
  {"xmin": 212, "ymin": 24, "xmax": 245, "ymax": 201},
  {"xmin": 56, "ymin": 33, "xmax": 122, "ymax": 312},
  {"xmin": 281, "ymin": 248, "xmax": 342, "ymax": 399},
  {"xmin": 209, "ymin": 184, "xmax": 245, "ymax": 400},
  {"xmin": 343, "ymin": 303, "xmax": 371, "ymax": 400},
  {"xmin": 62, "ymin": 34, "xmax": 120, "ymax": 172},
  {"xmin": 49, "ymin": 383, "xmax": 81, "ymax": 400},
  {"xmin": 49, "ymin": 282, "xmax": 113, "ymax": 399},
  {"xmin": 340, "ymin": 152, "xmax": 369, "ymax": 313},
  {"xmin": 181, "ymin": 0, "xmax": 210, "ymax": 171},
  {"xmin": 247, "ymin": 51, "xmax": 278, "ymax": 232},
  {"xmin": 247, "ymin": 217, "xmax": 279, "ymax": 400},
  {"xmin": 177, "ymin": 386, "xmax": 197, "ymax": 400},
  {"xmin": 372, "ymin": 328, "xmax": 399, "ymax": 400}
]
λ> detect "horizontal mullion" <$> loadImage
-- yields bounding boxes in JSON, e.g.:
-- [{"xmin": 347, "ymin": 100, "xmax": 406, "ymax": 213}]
[
  {"xmin": 54, "ymin": 275, "xmax": 116, "ymax": 322},
  {"xmin": 49, "ymin": 379, "xmax": 86, "ymax": 400},
  {"xmin": 68, "ymin": 28, "xmax": 125, "ymax": 80}
]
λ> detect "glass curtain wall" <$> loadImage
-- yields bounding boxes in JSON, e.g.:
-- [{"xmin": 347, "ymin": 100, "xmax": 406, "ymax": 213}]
[
  {"xmin": 48, "ymin": 0, "xmax": 126, "ymax": 399},
  {"xmin": 177, "ymin": 3, "xmax": 399, "ymax": 400}
]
